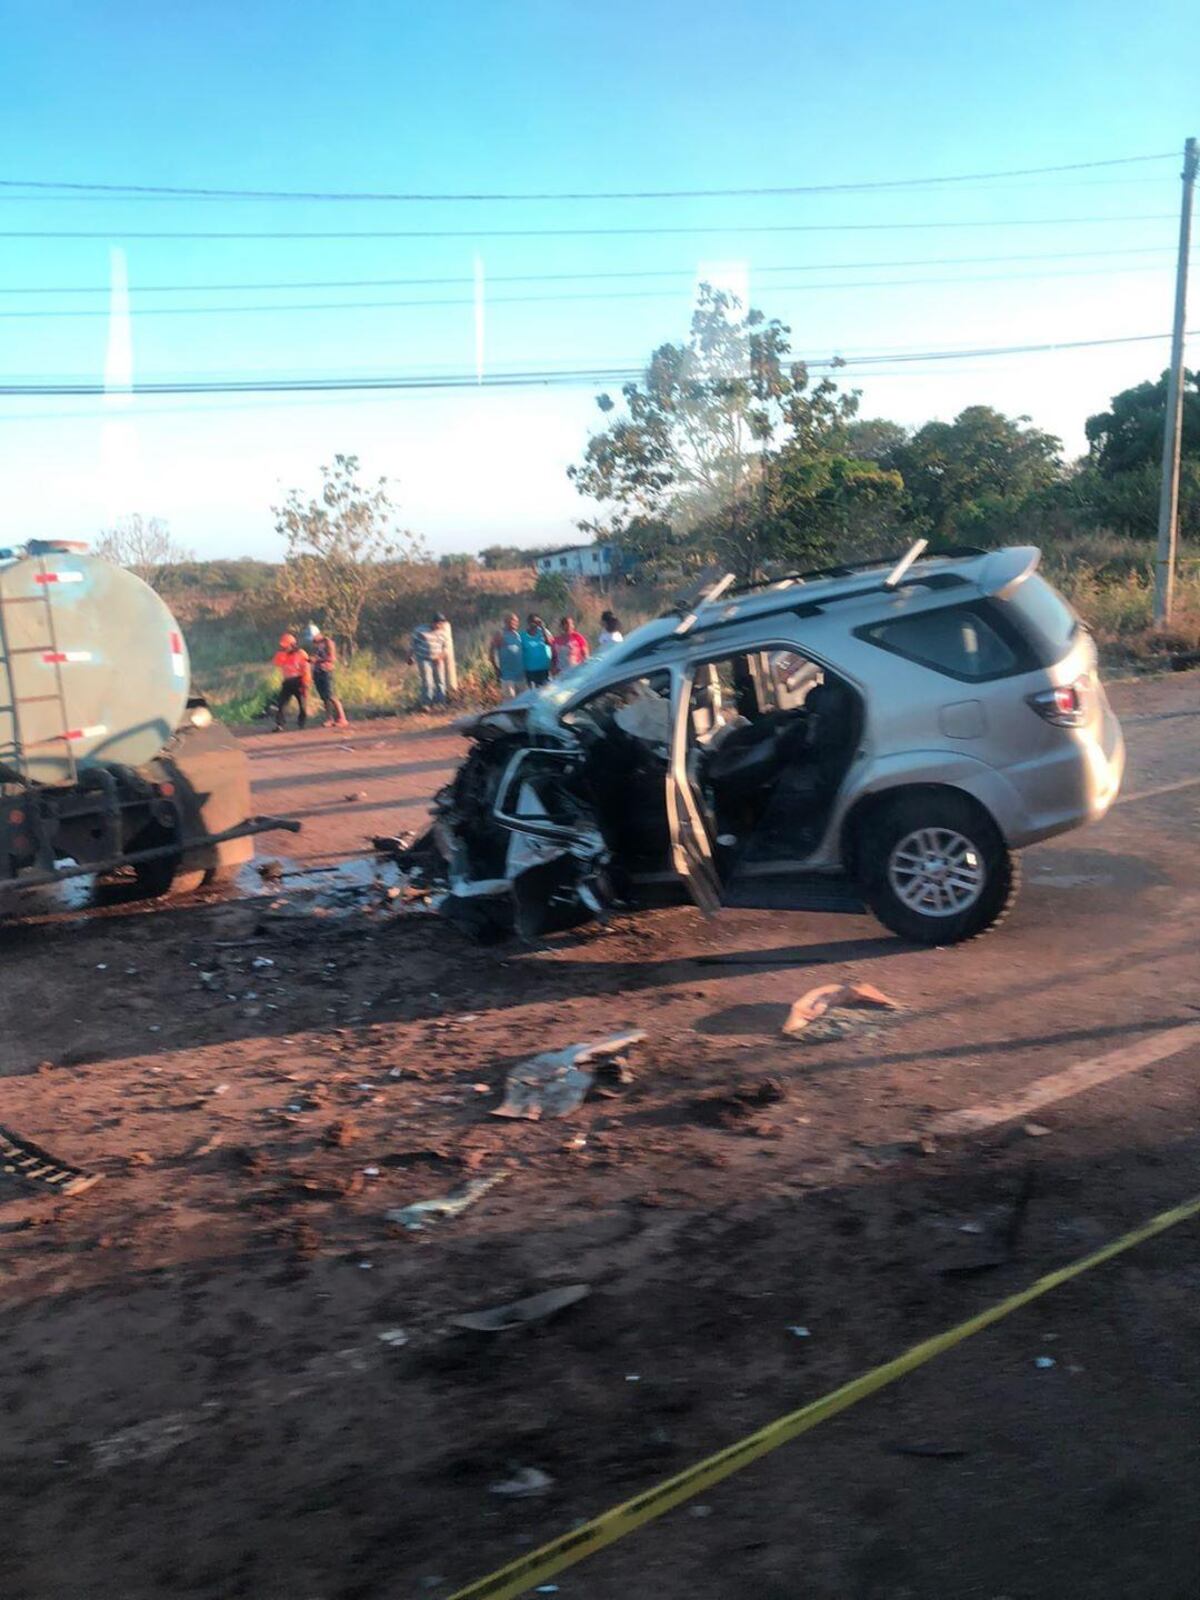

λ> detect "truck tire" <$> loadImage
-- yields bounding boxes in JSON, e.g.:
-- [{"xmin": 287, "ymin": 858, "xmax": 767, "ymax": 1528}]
[
  {"xmin": 128, "ymin": 821, "xmax": 205, "ymax": 899},
  {"xmin": 859, "ymin": 790, "xmax": 1018, "ymax": 945}
]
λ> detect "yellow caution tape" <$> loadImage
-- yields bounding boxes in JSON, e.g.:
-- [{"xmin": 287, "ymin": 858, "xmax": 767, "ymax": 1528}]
[{"xmin": 449, "ymin": 1190, "xmax": 1200, "ymax": 1600}]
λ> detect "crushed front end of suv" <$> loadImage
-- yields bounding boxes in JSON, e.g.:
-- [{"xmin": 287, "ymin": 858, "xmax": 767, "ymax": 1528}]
[{"xmin": 406, "ymin": 544, "xmax": 1124, "ymax": 946}]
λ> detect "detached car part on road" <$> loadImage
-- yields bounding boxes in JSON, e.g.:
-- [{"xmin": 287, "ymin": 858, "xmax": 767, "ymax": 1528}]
[
  {"xmin": 415, "ymin": 544, "xmax": 1124, "ymax": 945},
  {"xmin": 0, "ymin": 542, "xmax": 296, "ymax": 908}
]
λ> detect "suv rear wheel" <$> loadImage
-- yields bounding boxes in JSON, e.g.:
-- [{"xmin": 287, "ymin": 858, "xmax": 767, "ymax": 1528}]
[{"xmin": 860, "ymin": 791, "xmax": 1018, "ymax": 944}]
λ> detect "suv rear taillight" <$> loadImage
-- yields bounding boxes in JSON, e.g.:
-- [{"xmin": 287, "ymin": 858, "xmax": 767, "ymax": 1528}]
[{"xmin": 1028, "ymin": 677, "xmax": 1090, "ymax": 727}]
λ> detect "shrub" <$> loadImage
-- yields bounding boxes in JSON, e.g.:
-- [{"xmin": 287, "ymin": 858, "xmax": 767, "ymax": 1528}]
[{"xmin": 534, "ymin": 570, "xmax": 572, "ymax": 610}]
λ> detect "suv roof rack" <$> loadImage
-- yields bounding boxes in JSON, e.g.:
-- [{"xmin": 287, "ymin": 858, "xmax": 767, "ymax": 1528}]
[
  {"xmin": 726, "ymin": 543, "xmax": 987, "ymax": 598},
  {"xmin": 624, "ymin": 567, "xmax": 972, "ymax": 668}
]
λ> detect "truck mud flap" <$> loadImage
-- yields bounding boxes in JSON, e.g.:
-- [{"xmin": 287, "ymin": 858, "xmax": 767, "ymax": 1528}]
[{"xmin": 155, "ymin": 720, "xmax": 257, "ymax": 875}]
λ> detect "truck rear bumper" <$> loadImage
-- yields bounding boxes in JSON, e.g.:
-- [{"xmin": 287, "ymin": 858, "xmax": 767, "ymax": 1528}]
[{"xmin": 0, "ymin": 814, "xmax": 299, "ymax": 899}]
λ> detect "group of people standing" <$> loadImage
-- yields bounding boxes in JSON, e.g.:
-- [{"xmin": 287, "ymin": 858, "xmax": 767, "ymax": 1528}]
[
  {"xmin": 489, "ymin": 610, "xmax": 623, "ymax": 698},
  {"xmin": 269, "ymin": 605, "xmax": 628, "ymax": 729},
  {"xmin": 270, "ymin": 624, "xmax": 348, "ymax": 731}
]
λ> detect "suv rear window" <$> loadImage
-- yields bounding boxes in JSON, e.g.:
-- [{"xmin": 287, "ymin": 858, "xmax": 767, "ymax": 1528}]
[
  {"xmin": 865, "ymin": 606, "xmax": 1018, "ymax": 681},
  {"xmin": 997, "ymin": 574, "xmax": 1079, "ymax": 665}
]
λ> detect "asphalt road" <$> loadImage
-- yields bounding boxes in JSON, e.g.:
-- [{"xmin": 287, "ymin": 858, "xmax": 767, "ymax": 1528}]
[{"xmin": 0, "ymin": 670, "xmax": 1197, "ymax": 1600}]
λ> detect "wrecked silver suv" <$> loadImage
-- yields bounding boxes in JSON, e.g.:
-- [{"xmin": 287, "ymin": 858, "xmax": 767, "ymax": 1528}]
[{"xmin": 416, "ymin": 544, "xmax": 1124, "ymax": 945}]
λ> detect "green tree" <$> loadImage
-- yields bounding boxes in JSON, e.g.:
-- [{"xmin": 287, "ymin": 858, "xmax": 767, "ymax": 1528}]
[
  {"xmin": 1077, "ymin": 371, "xmax": 1200, "ymax": 540},
  {"xmin": 1085, "ymin": 369, "xmax": 1200, "ymax": 477},
  {"xmin": 569, "ymin": 285, "xmax": 901, "ymax": 577},
  {"xmin": 841, "ymin": 417, "xmax": 909, "ymax": 463},
  {"xmin": 1068, "ymin": 458, "xmax": 1200, "ymax": 541},
  {"xmin": 763, "ymin": 447, "xmax": 904, "ymax": 563},
  {"xmin": 272, "ymin": 454, "xmax": 427, "ymax": 652},
  {"xmin": 883, "ymin": 406, "xmax": 1062, "ymax": 542}
]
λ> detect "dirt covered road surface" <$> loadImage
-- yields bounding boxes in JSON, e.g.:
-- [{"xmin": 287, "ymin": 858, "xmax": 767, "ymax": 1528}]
[{"xmin": 2, "ymin": 678, "xmax": 1199, "ymax": 1600}]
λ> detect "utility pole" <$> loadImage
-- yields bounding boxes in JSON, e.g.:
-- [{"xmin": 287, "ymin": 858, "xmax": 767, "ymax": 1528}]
[{"xmin": 1154, "ymin": 136, "xmax": 1198, "ymax": 626}]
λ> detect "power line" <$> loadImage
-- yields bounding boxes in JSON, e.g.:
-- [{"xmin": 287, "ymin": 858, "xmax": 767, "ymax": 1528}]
[
  {"xmin": 0, "ymin": 366, "xmax": 646, "ymax": 396},
  {"xmin": 0, "ymin": 176, "xmax": 1175, "ymax": 205},
  {"xmin": 1, "ymin": 330, "xmax": 1185, "ymax": 397},
  {"xmin": 0, "ymin": 349, "xmax": 1174, "ymax": 422},
  {"xmin": 835, "ymin": 331, "xmax": 1184, "ymax": 366},
  {"xmin": 0, "ymin": 244, "xmax": 1178, "ymax": 297},
  {"xmin": 0, "ymin": 151, "xmax": 1174, "ymax": 203},
  {"xmin": 0, "ymin": 214, "xmax": 1176, "ymax": 241},
  {"xmin": 0, "ymin": 261, "xmax": 1174, "ymax": 321}
]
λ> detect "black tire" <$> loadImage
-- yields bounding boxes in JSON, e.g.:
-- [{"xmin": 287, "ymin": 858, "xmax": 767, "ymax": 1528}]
[
  {"xmin": 128, "ymin": 820, "xmax": 201, "ymax": 899},
  {"xmin": 859, "ymin": 790, "xmax": 1019, "ymax": 945},
  {"xmin": 132, "ymin": 849, "xmax": 183, "ymax": 898}
]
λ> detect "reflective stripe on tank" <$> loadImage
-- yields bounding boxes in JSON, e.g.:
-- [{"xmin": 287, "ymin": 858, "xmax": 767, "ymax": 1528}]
[
  {"xmin": 42, "ymin": 650, "xmax": 92, "ymax": 664},
  {"xmin": 33, "ymin": 571, "xmax": 84, "ymax": 585},
  {"xmin": 170, "ymin": 630, "xmax": 185, "ymax": 676}
]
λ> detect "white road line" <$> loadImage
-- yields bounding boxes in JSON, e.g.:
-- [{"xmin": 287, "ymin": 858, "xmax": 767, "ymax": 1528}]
[
  {"xmin": 1117, "ymin": 773, "xmax": 1200, "ymax": 805},
  {"xmin": 929, "ymin": 1022, "xmax": 1200, "ymax": 1137}
]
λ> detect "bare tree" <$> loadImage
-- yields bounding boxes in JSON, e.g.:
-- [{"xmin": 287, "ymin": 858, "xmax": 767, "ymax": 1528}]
[
  {"xmin": 272, "ymin": 454, "xmax": 428, "ymax": 653},
  {"xmin": 95, "ymin": 515, "xmax": 194, "ymax": 589}
]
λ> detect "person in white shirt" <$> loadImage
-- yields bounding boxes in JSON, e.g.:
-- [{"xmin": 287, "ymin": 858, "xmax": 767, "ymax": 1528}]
[{"xmin": 597, "ymin": 610, "xmax": 624, "ymax": 652}]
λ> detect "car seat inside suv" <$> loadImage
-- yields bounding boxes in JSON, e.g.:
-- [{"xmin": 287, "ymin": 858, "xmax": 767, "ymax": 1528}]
[{"xmin": 699, "ymin": 668, "xmax": 862, "ymax": 866}]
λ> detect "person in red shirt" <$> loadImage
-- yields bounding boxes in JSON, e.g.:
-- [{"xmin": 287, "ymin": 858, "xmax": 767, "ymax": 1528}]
[
  {"xmin": 272, "ymin": 632, "xmax": 311, "ymax": 731},
  {"xmin": 551, "ymin": 615, "xmax": 590, "ymax": 676}
]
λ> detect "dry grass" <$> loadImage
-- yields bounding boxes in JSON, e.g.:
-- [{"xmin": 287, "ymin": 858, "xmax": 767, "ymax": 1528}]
[
  {"xmin": 1043, "ymin": 537, "xmax": 1200, "ymax": 667},
  {"xmin": 188, "ymin": 538, "xmax": 1200, "ymax": 722}
]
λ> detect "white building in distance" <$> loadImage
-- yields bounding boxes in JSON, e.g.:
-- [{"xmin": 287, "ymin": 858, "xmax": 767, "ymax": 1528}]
[{"xmin": 533, "ymin": 543, "xmax": 622, "ymax": 580}]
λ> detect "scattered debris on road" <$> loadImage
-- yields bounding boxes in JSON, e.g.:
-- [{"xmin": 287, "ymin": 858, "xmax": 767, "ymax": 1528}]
[
  {"xmin": 492, "ymin": 1031, "xmax": 646, "ymax": 1120},
  {"xmin": 0, "ymin": 1124, "xmax": 101, "ymax": 1196},
  {"xmin": 322, "ymin": 1118, "xmax": 361, "ymax": 1149},
  {"xmin": 449, "ymin": 1284, "xmax": 591, "ymax": 1333},
  {"xmin": 933, "ymin": 1170, "xmax": 1034, "ymax": 1278},
  {"xmin": 489, "ymin": 1467, "xmax": 554, "ymax": 1498},
  {"xmin": 885, "ymin": 1441, "xmax": 969, "ymax": 1460},
  {"xmin": 694, "ymin": 1076, "xmax": 787, "ymax": 1130},
  {"xmin": 781, "ymin": 981, "xmax": 899, "ymax": 1039},
  {"xmin": 386, "ymin": 1172, "xmax": 508, "ymax": 1230}
]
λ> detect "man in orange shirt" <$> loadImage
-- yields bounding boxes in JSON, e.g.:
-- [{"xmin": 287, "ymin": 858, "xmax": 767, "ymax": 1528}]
[{"xmin": 272, "ymin": 632, "xmax": 311, "ymax": 731}]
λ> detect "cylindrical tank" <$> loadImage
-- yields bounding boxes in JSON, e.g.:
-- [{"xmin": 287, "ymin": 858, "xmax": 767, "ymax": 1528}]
[{"xmin": 0, "ymin": 550, "xmax": 191, "ymax": 784}]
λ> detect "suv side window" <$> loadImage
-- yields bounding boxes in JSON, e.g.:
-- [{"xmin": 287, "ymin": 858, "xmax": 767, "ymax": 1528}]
[
  {"xmin": 562, "ymin": 671, "xmax": 672, "ymax": 745},
  {"xmin": 864, "ymin": 605, "xmax": 1019, "ymax": 681}
]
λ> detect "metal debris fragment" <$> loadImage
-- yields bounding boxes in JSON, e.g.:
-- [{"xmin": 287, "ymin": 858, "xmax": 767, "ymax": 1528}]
[
  {"xmin": 490, "ymin": 1467, "xmax": 554, "ymax": 1497},
  {"xmin": 0, "ymin": 1125, "xmax": 101, "ymax": 1196},
  {"xmin": 449, "ymin": 1284, "xmax": 591, "ymax": 1333},
  {"xmin": 386, "ymin": 1173, "xmax": 508, "ymax": 1230},
  {"xmin": 492, "ymin": 1032, "xmax": 646, "ymax": 1120}
]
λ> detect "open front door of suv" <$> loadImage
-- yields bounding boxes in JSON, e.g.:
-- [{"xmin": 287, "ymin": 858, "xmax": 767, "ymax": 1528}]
[{"xmin": 665, "ymin": 666, "xmax": 722, "ymax": 915}]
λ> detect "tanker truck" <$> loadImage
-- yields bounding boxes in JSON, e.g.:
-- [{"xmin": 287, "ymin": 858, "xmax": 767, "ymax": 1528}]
[{"xmin": 0, "ymin": 540, "xmax": 296, "ymax": 907}]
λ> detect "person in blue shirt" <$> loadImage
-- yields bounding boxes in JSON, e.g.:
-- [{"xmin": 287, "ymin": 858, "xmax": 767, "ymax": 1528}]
[
  {"xmin": 489, "ymin": 612, "xmax": 526, "ymax": 699},
  {"xmin": 520, "ymin": 613, "xmax": 554, "ymax": 688}
]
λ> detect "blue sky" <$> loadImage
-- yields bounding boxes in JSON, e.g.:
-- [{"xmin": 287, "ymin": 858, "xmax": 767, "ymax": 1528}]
[{"xmin": 0, "ymin": 0, "xmax": 1196, "ymax": 557}]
